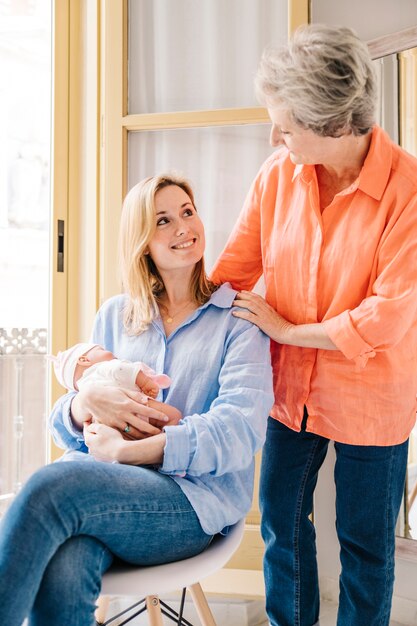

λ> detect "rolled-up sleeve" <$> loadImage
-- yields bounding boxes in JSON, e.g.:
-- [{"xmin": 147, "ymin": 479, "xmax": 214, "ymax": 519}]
[
  {"xmin": 48, "ymin": 392, "xmax": 88, "ymax": 452},
  {"xmin": 323, "ymin": 311, "xmax": 376, "ymax": 368},
  {"xmin": 160, "ymin": 424, "xmax": 191, "ymax": 477}
]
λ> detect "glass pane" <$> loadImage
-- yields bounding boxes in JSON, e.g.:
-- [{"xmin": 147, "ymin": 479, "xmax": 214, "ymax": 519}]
[
  {"xmin": 128, "ymin": 124, "xmax": 273, "ymax": 271},
  {"xmin": 0, "ymin": 0, "xmax": 51, "ymax": 511},
  {"xmin": 128, "ymin": 0, "xmax": 288, "ymax": 113},
  {"xmin": 398, "ymin": 48, "xmax": 417, "ymax": 541},
  {"xmin": 376, "ymin": 50, "xmax": 417, "ymax": 542},
  {"xmin": 373, "ymin": 55, "xmax": 399, "ymax": 143}
]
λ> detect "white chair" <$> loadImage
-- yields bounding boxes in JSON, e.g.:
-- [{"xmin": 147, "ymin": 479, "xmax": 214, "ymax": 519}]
[{"xmin": 95, "ymin": 518, "xmax": 245, "ymax": 626}]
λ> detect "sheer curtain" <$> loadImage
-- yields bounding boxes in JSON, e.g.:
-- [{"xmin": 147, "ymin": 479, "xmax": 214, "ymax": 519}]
[
  {"xmin": 128, "ymin": 125, "xmax": 272, "ymax": 270},
  {"xmin": 0, "ymin": 0, "xmax": 50, "ymax": 515},
  {"xmin": 373, "ymin": 55, "xmax": 399, "ymax": 143},
  {"xmin": 128, "ymin": 0, "xmax": 288, "ymax": 113},
  {"xmin": 127, "ymin": 0, "xmax": 288, "ymax": 270}
]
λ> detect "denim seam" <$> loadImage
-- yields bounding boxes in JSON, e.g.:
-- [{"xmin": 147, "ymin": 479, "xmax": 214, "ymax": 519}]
[
  {"xmin": 380, "ymin": 445, "xmax": 395, "ymax": 626},
  {"xmin": 95, "ymin": 545, "xmax": 112, "ymax": 610},
  {"xmin": 85, "ymin": 508, "xmax": 193, "ymax": 517},
  {"xmin": 293, "ymin": 437, "xmax": 321, "ymax": 626}
]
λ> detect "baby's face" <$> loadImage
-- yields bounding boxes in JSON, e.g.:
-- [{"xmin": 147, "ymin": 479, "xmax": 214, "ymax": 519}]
[{"xmin": 86, "ymin": 346, "xmax": 115, "ymax": 365}]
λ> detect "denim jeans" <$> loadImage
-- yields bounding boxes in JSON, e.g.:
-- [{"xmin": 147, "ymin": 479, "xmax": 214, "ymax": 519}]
[
  {"xmin": 260, "ymin": 416, "xmax": 408, "ymax": 626},
  {"xmin": 0, "ymin": 459, "xmax": 212, "ymax": 626}
]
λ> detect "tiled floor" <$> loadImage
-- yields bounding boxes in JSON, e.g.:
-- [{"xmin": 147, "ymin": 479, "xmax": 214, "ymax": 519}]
[
  {"xmin": 318, "ymin": 601, "xmax": 403, "ymax": 626},
  {"xmin": 101, "ymin": 597, "xmax": 405, "ymax": 625}
]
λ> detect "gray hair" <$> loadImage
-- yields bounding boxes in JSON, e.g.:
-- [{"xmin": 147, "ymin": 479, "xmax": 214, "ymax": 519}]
[{"xmin": 255, "ymin": 24, "xmax": 377, "ymax": 137}]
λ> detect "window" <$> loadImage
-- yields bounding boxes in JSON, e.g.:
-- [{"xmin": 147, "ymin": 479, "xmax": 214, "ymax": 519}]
[{"xmin": 0, "ymin": 0, "xmax": 51, "ymax": 515}]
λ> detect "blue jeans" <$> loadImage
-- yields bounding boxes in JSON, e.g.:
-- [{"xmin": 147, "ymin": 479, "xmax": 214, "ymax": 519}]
[
  {"xmin": 260, "ymin": 416, "xmax": 408, "ymax": 626},
  {"xmin": 0, "ymin": 459, "xmax": 212, "ymax": 626}
]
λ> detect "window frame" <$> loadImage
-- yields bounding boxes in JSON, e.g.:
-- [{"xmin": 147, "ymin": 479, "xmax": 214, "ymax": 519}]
[{"xmin": 51, "ymin": 0, "xmax": 101, "ymax": 458}]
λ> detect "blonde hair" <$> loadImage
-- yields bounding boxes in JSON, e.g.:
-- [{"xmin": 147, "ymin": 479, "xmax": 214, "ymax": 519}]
[
  {"xmin": 119, "ymin": 172, "xmax": 218, "ymax": 335},
  {"xmin": 255, "ymin": 24, "xmax": 377, "ymax": 137}
]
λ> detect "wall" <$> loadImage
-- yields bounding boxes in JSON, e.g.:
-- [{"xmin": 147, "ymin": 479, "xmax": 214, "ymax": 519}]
[{"xmin": 310, "ymin": 0, "xmax": 417, "ymax": 40}]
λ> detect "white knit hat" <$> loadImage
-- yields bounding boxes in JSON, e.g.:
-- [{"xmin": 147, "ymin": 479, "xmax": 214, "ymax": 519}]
[{"xmin": 48, "ymin": 343, "xmax": 99, "ymax": 391}]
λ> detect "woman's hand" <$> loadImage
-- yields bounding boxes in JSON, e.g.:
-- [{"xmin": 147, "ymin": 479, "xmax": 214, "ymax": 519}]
[
  {"xmin": 85, "ymin": 422, "xmax": 167, "ymax": 465},
  {"xmin": 233, "ymin": 290, "xmax": 337, "ymax": 350},
  {"xmin": 84, "ymin": 422, "xmax": 126, "ymax": 463},
  {"xmin": 233, "ymin": 291, "xmax": 294, "ymax": 343},
  {"xmin": 148, "ymin": 399, "xmax": 182, "ymax": 428},
  {"xmin": 71, "ymin": 385, "xmax": 169, "ymax": 440}
]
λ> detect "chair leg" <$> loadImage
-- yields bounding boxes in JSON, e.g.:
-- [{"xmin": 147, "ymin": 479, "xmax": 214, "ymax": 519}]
[
  {"xmin": 95, "ymin": 595, "xmax": 110, "ymax": 624},
  {"xmin": 146, "ymin": 595, "xmax": 164, "ymax": 626},
  {"xmin": 189, "ymin": 583, "xmax": 217, "ymax": 626}
]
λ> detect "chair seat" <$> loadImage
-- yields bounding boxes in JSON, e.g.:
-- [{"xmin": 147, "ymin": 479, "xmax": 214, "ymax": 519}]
[{"xmin": 101, "ymin": 518, "xmax": 245, "ymax": 597}]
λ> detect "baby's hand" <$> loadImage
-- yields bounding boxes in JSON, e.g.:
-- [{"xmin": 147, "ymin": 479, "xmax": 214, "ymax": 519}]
[
  {"xmin": 136, "ymin": 370, "xmax": 159, "ymax": 399},
  {"xmin": 135, "ymin": 365, "xmax": 171, "ymax": 399}
]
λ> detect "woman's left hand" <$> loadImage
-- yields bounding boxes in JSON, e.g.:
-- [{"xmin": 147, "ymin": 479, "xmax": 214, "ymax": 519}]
[
  {"xmin": 84, "ymin": 422, "xmax": 126, "ymax": 463},
  {"xmin": 233, "ymin": 291, "xmax": 294, "ymax": 343}
]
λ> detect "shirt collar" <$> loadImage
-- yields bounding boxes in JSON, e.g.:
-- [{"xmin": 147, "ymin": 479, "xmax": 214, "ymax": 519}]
[
  {"xmin": 199, "ymin": 282, "xmax": 236, "ymax": 310},
  {"xmin": 292, "ymin": 162, "xmax": 307, "ymax": 183},
  {"xmin": 291, "ymin": 126, "xmax": 392, "ymax": 202},
  {"xmin": 291, "ymin": 162, "xmax": 315, "ymax": 184},
  {"xmin": 356, "ymin": 126, "xmax": 392, "ymax": 200}
]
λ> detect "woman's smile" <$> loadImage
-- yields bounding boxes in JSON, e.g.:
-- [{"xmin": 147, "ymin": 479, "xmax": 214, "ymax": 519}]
[{"xmin": 171, "ymin": 237, "xmax": 197, "ymax": 250}]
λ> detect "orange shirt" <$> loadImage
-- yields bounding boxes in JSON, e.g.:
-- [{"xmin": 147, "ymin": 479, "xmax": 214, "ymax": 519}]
[{"xmin": 211, "ymin": 126, "xmax": 417, "ymax": 445}]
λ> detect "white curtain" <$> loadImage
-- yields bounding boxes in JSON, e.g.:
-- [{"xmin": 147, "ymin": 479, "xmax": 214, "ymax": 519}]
[
  {"xmin": 128, "ymin": 125, "xmax": 272, "ymax": 271},
  {"xmin": 373, "ymin": 55, "xmax": 399, "ymax": 143},
  {"xmin": 127, "ymin": 1, "xmax": 287, "ymax": 269},
  {"xmin": 128, "ymin": 0, "xmax": 288, "ymax": 113}
]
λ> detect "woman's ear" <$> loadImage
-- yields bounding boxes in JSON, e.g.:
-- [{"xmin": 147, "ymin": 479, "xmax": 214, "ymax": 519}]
[{"xmin": 77, "ymin": 355, "xmax": 90, "ymax": 366}]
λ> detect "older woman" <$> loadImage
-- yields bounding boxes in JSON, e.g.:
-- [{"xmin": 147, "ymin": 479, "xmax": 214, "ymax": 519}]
[
  {"xmin": 211, "ymin": 24, "xmax": 417, "ymax": 626},
  {"xmin": 0, "ymin": 173, "xmax": 273, "ymax": 626}
]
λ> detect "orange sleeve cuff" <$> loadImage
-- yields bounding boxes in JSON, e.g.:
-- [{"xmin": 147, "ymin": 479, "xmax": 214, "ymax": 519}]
[{"xmin": 323, "ymin": 311, "xmax": 376, "ymax": 368}]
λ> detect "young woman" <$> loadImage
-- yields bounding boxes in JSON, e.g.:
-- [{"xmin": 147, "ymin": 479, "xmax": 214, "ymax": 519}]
[{"xmin": 0, "ymin": 173, "xmax": 273, "ymax": 626}]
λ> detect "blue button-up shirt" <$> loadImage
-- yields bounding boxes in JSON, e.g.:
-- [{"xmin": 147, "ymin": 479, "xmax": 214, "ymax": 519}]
[{"xmin": 49, "ymin": 283, "xmax": 274, "ymax": 534}]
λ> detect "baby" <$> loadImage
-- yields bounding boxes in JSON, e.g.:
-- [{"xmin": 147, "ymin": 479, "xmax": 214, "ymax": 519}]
[{"xmin": 50, "ymin": 342, "xmax": 182, "ymax": 427}]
